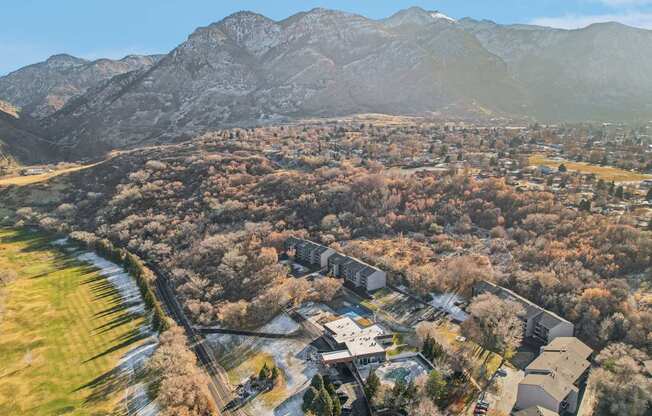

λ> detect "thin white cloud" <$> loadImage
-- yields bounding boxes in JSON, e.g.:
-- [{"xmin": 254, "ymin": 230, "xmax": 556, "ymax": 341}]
[{"xmin": 531, "ymin": 11, "xmax": 652, "ymax": 29}]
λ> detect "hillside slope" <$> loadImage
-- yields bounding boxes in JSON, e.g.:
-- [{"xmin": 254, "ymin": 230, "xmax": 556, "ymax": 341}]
[
  {"xmin": 0, "ymin": 110, "xmax": 59, "ymax": 164},
  {"xmin": 0, "ymin": 54, "xmax": 160, "ymax": 118},
  {"xmin": 2, "ymin": 7, "xmax": 652, "ymax": 159}
]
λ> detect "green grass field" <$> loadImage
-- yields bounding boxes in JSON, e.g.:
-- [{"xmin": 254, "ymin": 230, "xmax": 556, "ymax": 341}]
[{"xmin": 0, "ymin": 228, "xmax": 147, "ymax": 415}]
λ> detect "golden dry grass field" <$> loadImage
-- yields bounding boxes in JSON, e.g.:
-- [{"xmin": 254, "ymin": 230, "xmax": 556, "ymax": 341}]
[
  {"xmin": 0, "ymin": 163, "xmax": 100, "ymax": 188},
  {"xmin": 529, "ymin": 154, "xmax": 652, "ymax": 183}
]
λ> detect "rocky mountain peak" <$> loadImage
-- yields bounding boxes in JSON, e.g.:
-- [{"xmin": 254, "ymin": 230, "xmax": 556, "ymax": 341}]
[
  {"xmin": 216, "ymin": 10, "xmax": 281, "ymax": 56},
  {"xmin": 44, "ymin": 54, "xmax": 87, "ymax": 68},
  {"xmin": 383, "ymin": 7, "xmax": 456, "ymax": 28}
]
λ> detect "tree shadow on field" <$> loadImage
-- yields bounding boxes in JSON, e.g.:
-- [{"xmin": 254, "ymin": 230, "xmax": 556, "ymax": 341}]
[
  {"xmin": 75, "ymin": 365, "xmax": 131, "ymax": 405},
  {"xmin": 2, "ymin": 228, "xmax": 50, "ymax": 247},
  {"xmin": 94, "ymin": 301, "xmax": 140, "ymax": 320},
  {"xmin": 83, "ymin": 330, "xmax": 150, "ymax": 363},
  {"xmin": 75, "ymin": 343, "xmax": 158, "ymax": 413},
  {"xmin": 93, "ymin": 311, "xmax": 142, "ymax": 335},
  {"xmin": 89, "ymin": 279, "xmax": 123, "ymax": 303}
]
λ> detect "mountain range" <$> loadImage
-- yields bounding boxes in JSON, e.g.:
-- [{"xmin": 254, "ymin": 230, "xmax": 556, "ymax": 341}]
[{"xmin": 2, "ymin": 6, "xmax": 652, "ymax": 161}]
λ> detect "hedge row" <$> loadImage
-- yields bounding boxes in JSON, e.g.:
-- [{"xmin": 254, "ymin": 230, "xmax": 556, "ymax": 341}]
[{"xmin": 68, "ymin": 233, "xmax": 171, "ymax": 332}]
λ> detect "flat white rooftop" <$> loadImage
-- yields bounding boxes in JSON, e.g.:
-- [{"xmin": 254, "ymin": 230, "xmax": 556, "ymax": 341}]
[
  {"xmin": 321, "ymin": 350, "xmax": 352, "ymax": 363},
  {"xmin": 324, "ymin": 316, "xmax": 388, "ymax": 358}
]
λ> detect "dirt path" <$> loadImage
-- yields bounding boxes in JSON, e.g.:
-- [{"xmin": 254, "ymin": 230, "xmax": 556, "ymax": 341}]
[{"xmin": 0, "ymin": 159, "xmax": 107, "ymax": 187}]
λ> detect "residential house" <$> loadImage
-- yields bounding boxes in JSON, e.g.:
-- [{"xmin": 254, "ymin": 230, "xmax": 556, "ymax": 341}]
[
  {"xmin": 473, "ymin": 281, "xmax": 574, "ymax": 343},
  {"xmin": 515, "ymin": 337, "xmax": 593, "ymax": 414}
]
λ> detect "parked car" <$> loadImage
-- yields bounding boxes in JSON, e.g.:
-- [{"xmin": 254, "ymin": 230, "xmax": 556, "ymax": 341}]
[
  {"xmin": 476, "ymin": 402, "xmax": 489, "ymax": 410},
  {"xmin": 496, "ymin": 367, "xmax": 508, "ymax": 377}
]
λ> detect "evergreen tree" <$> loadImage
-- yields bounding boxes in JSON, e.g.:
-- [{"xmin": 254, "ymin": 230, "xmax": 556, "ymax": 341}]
[
  {"xmin": 389, "ymin": 381, "xmax": 406, "ymax": 409},
  {"xmin": 259, "ymin": 362, "xmax": 271, "ymax": 380},
  {"xmin": 315, "ymin": 387, "xmax": 333, "ymax": 416},
  {"xmin": 310, "ymin": 374, "xmax": 324, "ymax": 391},
  {"xmin": 302, "ymin": 387, "xmax": 319, "ymax": 413},
  {"xmin": 325, "ymin": 381, "xmax": 336, "ymax": 397},
  {"xmin": 596, "ymin": 178, "xmax": 606, "ymax": 191},
  {"xmin": 364, "ymin": 370, "xmax": 380, "ymax": 400},
  {"xmin": 579, "ymin": 199, "xmax": 591, "ymax": 211},
  {"xmin": 422, "ymin": 335, "xmax": 434, "ymax": 360},
  {"xmin": 422, "ymin": 336, "xmax": 445, "ymax": 361},
  {"xmin": 271, "ymin": 366, "xmax": 279, "ymax": 383},
  {"xmin": 404, "ymin": 380, "xmax": 417, "ymax": 403},
  {"xmin": 615, "ymin": 186, "xmax": 624, "ymax": 199},
  {"xmin": 558, "ymin": 163, "xmax": 567, "ymax": 173},
  {"xmin": 332, "ymin": 393, "xmax": 342, "ymax": 416},
  {"xmin": 646, "ymin": 188, "xmax": 652, "ymax": 201},
  {"xmin": 425, "ymin": 370, "xmax": 448, "ymax": 405}
]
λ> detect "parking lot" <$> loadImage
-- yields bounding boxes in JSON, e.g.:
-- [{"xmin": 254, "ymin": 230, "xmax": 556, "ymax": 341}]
[{"xmin": 481, "ymin": 366, "xmax": 524, "ymax": 415}]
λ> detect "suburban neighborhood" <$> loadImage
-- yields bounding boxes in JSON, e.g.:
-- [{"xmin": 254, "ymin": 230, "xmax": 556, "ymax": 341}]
[{"xmin": 199, "ymin": 235, "xmax": 601, "ymax": 416}]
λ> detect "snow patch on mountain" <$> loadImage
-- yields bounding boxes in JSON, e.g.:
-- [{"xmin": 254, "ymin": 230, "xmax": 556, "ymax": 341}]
[{"xmin": 431, "ymin": 11, "xmax": 456, "ymax": 23}]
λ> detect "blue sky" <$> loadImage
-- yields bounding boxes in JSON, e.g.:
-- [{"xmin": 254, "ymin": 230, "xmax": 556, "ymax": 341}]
[{"xmin": 2, "ymin": 0, "xmax": 652, "ymax": 75}]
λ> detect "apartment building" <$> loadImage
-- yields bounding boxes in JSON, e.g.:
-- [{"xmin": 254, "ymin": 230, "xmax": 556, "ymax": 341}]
[
  {"xmin": 515, "ymin": 337, "xmax": 593, "ymax": 414},
  {"xmin": 285, "ymin": 237, "xmax": 335, "ymax": 268},
  {"xmin": 473, "ymin": 280, "xmax": 574, "ymax": 344},
  {"xmin": 286, "ymin": 237, "xmax": 387, "ymax": 292}
]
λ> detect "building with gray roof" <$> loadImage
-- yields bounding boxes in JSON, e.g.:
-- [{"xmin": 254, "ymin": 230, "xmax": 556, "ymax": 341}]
[{"xmin": 473, "ymin": 280, "xmax": 574, "ymax": 344}]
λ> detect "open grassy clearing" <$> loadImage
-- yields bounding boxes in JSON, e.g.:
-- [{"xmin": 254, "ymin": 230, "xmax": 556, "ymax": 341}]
[
  {"xmin": 0, "ymin": 228, "xmax": 148, "ymax": 416},
  {"xmin": 0, "ymin": 161, "xmax": 104, "ymax": 188},
  {"xmin": 431, "ymin": 323, "xmax": 502, "ymax": 383},
  {"xmin": 529, "ymin": 153, "xmax": 652, "ymax": 182},
  {"xmin": 211, "ymin": 313, "xmax": 319, "ymax": 414},
  {"xmin": 225, "ymin": 351, "xmax": 289, "ymax": 408}
]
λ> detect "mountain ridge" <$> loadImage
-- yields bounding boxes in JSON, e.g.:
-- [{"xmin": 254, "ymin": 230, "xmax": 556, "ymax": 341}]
[
  {"xmin": 1, "ymin": 7, "xmax": 652, "ymax": 160},
  {"xmin": 0, "ymin": 54, "xmax": 161, "ymax": 119}
]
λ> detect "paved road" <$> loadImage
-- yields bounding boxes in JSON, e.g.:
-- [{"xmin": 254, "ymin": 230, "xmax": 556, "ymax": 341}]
[{"xmin": 151, "ymin": 265, "xmax": 247, "ymax": 416}]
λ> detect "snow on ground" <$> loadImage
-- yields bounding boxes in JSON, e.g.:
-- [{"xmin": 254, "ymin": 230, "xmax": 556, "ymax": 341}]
[
  {"xmin": 51, "ymin": 238, "xmax": 159, "ymax": 415},
  {"xmin": 77, "ymin": 251, "xmax": 147, "ymax": 316},
  {"xmin": 429, "ymin": 292, "xmax": 469, "ymax": 322},
  {"xmin": 430, "ymin": 11, "xmax": 456, "ymax": 22},
  {"xmin": 272, "ymin": 393, "xmax": 304, "ymax": 416},
  {"xmin": 262, "ymin": 312, "xmax": 301, "ymax": 334},
  {"xmin": 208, "ymin": 313, "xmax": 320, "ymax": 416},
  {"xmin": 122, "ymin": 340, "xmax": 160, "ymax": 416},
  {"xmin": 247, "ymin": 334, "xmax": 320, "ymax": 416}
]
